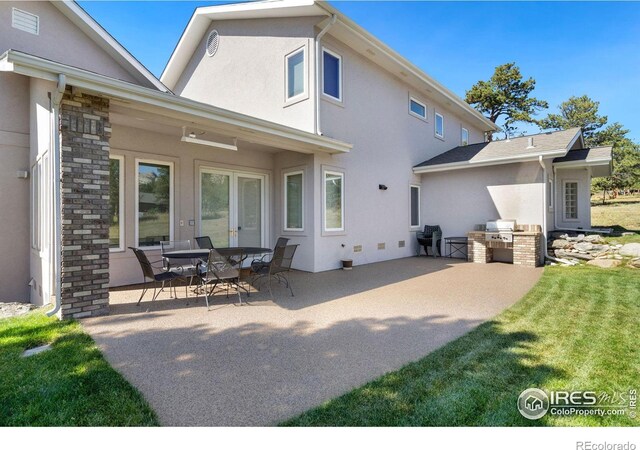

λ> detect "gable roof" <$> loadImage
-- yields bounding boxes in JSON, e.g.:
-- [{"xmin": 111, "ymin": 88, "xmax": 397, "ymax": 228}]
[
  {"xmin": 553, "ymin": 146, "xmax": 613, "ymax": 165},
  {"xmin": 160, "ymin": 0, "xmax": 498, "ymax": 132},
  {"xmin": 413, "ymin": 128, "xmax": 583, "ymax": 173},
  {"xmin": 52, "ymin": 1, "xmax": 168, "ymax": 91}
]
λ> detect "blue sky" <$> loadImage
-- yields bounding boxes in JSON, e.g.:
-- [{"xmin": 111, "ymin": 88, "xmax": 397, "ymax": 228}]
[{"xmin": 78, "ymin": 1, "xmax": 640, "ymax": 142}]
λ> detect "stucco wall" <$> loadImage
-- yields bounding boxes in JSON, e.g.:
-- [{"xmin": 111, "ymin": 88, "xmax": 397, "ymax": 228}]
[
  {"xmin": 420, "ymin": 162, "xmax": 545, "ymax": 241},
  {"xmin": 310, "ymin": 33, "xmax": 487, "ymax": 271},
  {"xmin": 554, "ymin": 168, "xmax": 592, "ymax": 230},
  {"xmin": 0, "ymin": 73, "xmax": 30, "ymax": 301},
  {"xmin": 173, "ymin": 17, "xmax": 322, "ymax": 133},
  {"xmin": 108, "ymin": 124, "xmax": 284, "ymax": 287},
  {"xmin": 0, "ymin": 1, "xmax": 146, "ymax": 86}
]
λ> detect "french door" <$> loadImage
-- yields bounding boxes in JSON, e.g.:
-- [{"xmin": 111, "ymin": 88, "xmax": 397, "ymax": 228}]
[{"xmin": 199, "ymin": 168, "xmax": 265, "ymax": 248}]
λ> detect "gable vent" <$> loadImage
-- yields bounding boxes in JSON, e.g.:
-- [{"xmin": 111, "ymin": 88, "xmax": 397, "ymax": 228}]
[
  {"xmin": 12, "ymin": 8, "xmax": 39, "ymax": 35},
  {"xmin": 206, "ymin": 30, "xmax": 220, "ymax": 57}
]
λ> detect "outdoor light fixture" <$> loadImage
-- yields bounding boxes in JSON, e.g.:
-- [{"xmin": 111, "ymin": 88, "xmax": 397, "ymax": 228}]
[
  {"xmin": 181, "ymin": 126, "xmax": 238, "ymax": 151},
  {"xmin": 379, "ymin": 184, "xmax": 388, "ymax": 190}
]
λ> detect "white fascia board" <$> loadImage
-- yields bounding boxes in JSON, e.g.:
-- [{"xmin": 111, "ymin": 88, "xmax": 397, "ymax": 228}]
[
  {"xmin": 3, "ymin": 50, "xmax": 351, "ymax": 155},
  {"xmin": 553, "ymin": 158, "xmax": 612, "ymax": 169},
  {"xmin": 413, "ymin": 149, "xmax": 568, "ymax": 174},
  {"xmin": 53, "ymin": 1, "xmax": 168, "ymax": 92}
]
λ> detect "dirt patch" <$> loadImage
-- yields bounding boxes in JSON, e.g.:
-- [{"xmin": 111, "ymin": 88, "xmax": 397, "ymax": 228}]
[{"xmin": 0, "ymin": 302, "xmax": 38, "ymax": 319}]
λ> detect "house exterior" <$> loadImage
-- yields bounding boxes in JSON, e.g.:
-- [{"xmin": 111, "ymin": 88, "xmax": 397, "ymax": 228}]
[{"xmin": 0, "ymin": 0, "xmax": 611, "ymax": 318}]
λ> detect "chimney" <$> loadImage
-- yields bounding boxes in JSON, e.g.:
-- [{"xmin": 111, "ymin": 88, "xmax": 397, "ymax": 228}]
[{"xmin": 527, "ymin": 137, "xmax": 535, "ymax": 149}]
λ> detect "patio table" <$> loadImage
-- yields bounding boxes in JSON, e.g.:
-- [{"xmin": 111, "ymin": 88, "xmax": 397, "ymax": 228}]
[
  {"xmin": 444, "ymin": 237, "xmax": 468, "ymax": 259},
  {"xmin": 161, "ymin": 247, "xmax": 272, "ymax": 260}
]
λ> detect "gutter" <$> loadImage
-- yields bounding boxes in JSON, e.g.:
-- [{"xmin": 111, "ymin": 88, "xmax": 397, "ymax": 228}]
[
  {"xmin": 46, "ymin": 74, "xmax": 66, "ymax": 317},
  {"xmin": 314, "ymin": 14, "xmax": 337, "ymax": 135}
]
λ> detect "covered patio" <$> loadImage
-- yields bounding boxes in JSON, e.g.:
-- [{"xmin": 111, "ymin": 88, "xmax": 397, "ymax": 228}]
[{"xmin": 82, "ymin": 257, "xmax": 542, "ymax": 426}]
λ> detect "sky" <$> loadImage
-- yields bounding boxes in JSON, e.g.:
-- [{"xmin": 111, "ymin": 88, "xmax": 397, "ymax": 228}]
[{"xmin": 78, "ymin": 1, "xmax": 640, "ymax": 142}]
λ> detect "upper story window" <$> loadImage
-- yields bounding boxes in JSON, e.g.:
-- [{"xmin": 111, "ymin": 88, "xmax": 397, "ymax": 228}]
[
  {"xmin": 322, "ymin": 48, "xmax": 342, "ymax": 102},
  {"xmin": 435, "ymin": 112, "xmax": 444, "ymax": 139},
  {"xmin": 461, "ymin": 127, "xmax": 469, "ymax": 146},
  {"xmin": 285, "ymin": 47, "xmax": 306, "ymax": 101},
  {"xmin": 409, "ymin": 97, "xmax": 427, "ymax": 121}
]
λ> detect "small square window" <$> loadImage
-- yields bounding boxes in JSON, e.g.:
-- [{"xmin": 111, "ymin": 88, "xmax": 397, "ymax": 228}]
[
  {"xmin": 435, "ymin": 112, "xmax": 444, "ymax": 139},
  {"xmin": 461, "ymin": 127, "xmax": 469, "ymax": 146},
  {"xmin": 409, "ymin": 97, "xmax": 427, "ymax": 120}
]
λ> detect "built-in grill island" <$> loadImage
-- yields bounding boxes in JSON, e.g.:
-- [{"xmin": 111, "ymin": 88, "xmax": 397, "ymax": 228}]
[{"xmin": 467, "ymin": 220, "xmax": 543, "ymax": 267}]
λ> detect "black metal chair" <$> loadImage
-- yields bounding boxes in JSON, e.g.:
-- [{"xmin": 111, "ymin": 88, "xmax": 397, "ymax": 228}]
[
  {"xmin": 129, "ymin": 247, "xmax": 179, "ymax": 305},
  {"xmin": 416, "ymin": 225, "xmax": 442, "ymax": 257},
  {"xmin": 250, "ymin": 237, "xmax": 289, "ymax": 273},
  {"xmin": 160, "ymin": 240, "xmax": 198, "ymax": 297},
  {"xmin": 198, "ymin": 248, "xmax": 245, "ymax": 309},
  {"xmin": 250, "ymin": 244, "xmax": 299, "ymax": 297},
  {"xmin": 194, "ymin": 236, "xmax": 213, "ymax": 249}
]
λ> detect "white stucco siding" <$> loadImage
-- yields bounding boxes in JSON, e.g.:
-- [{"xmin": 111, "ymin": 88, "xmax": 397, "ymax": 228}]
[
  {"xmin": 554, "ymin": 168, "xmax": 592, "ymax": 230},
  {"xmin": 420, "ymin": 162, "xmax": 545, "ymax": 241},
  {"xmin": 108, "ymin": 124, "xmax": 283, "ymax": 287},
  {"xmin": 173, "ymin": 17, "xmax": 322, "ymax": 133},
  {"xmin": 0, "ymin": 73, "xmax": 30, "ymax": 301},
  {"xmin": 0, "ymin": 2, "xmax": 146, "ymax": 86}
]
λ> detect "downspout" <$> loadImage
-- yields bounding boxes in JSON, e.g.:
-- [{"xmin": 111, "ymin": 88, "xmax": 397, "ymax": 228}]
[
  {"xmin": 47, "ymin": 74, "xmax": 66, "ymax": 317},
  {"xmin": 315, "ymin": 14, "xmax": 337, "ymax": 135},
  {"xmin": 539, "ymin": 156, "xmax": 576, "ymax": 266}
]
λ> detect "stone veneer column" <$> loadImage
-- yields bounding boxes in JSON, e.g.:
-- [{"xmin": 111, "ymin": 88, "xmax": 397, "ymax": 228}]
[
  {"xmin": 58, "ymin": 88, "xmax": 111, "ymax": 319},
  {"xmin": 512, "ymin": 233, "xmax": 542, "ymax": 267},
  {"xmin": 467, "ymin": 232, "xmax": 493, "ymax": 263}
]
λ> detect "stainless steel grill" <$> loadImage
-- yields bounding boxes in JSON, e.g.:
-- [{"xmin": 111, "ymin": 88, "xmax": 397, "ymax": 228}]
[{"xmin": 485, "ymin": 219, "xmax": 517, "ymax": 243}]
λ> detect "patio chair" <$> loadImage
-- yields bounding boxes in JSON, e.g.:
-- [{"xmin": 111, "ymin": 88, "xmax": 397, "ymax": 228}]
[
  {"xmin": 250, "ymin": 244, "xmax": 299, "ymax": 297},
  {"xmin": 198, "ymin": 248, "xmax": 245, "ymax": 309},
  {"xmin": 250, "ymin": 237, "xmax": 290, "ymax": 273},
  {"xmin": 194, "ymin": 236, "xmax": 213, "ymax": 249},
  {"xmin": 416, "ymin": 225, "xmax": 442, "ymax": 257},
  {"xmin": 129, "ymin": 247, "xmax": 179, "ymax": 304},
  {"xmin": 160, "ymin": 240, "xmax": 198, "ymax": 296}
]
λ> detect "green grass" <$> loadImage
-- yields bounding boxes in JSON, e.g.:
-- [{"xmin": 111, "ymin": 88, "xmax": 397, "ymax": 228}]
[
  {"xmin": 0, "ymin": 311, "xmax": 159, "ymax": 426},
  {"xmin": 282, "ymin": 266, "xmax": 640, "ymax": 426},
  {"xmin": 591, "ymin": 193, "xmax": 640, "ymax": 233}
]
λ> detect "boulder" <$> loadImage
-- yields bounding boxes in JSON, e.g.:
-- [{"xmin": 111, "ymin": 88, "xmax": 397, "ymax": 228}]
[
  {"xmin": 628, "ymin": 259, "xmax": 640, "ymax": 268},
  {"xmin": 573, "ymin": 242, "xmax": 594, "ymax": 252},
  {"xmin": 550, "ymin": 239, "xmax": 570, "ymax": 249},
  {"xmin": 570, "ymin": 253, "xmax": 594, "ymax": 261},
  {"xmin": 619, "ymin": 243, "xmax": 640, "ymax": 258},
  {"xmin": 587, "ymin": 259, "xmax": 622, "ymax": 268},
  {"xmin": 584, "ymin": 235, "xmax": 604, "ymax": 244}
]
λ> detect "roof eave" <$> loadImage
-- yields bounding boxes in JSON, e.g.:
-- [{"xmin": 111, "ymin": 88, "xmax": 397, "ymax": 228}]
[{"xmin": 2, "ymin": 50, "xmax": 351, "ymax": 155}]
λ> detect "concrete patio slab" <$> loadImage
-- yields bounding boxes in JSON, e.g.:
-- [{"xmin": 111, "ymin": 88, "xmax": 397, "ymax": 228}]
[{"xmin": 82, "ymin": 257, "xmax": 542, "ymax": 426}]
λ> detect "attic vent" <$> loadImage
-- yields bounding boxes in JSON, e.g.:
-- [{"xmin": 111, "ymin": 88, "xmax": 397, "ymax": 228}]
[
  {"xmin": 206, "ymin": 30, "xmax": 220, "ymax": 57},
  {"xmin": 12, "ymin": 8, "xmax": 39, "ymax": 35}
]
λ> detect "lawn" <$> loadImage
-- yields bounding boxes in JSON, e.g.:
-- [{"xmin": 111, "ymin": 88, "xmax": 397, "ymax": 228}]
[
  {"xmin": 282, "ymin": 265, "xmax": 639, "ymax": 426},
  {"xmin": 0, "ymin": 311, "xmax": 158, "ymax": 426},
  {"xmin": 591, "ymin": 193, "xmax": 640, "ymax": 233}
]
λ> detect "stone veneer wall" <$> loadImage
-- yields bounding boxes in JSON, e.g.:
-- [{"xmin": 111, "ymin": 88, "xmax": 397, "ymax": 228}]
[
  {"xmin": 467, "ymin": 229, "xmax": 542, "ymax": 268},
  {"xmin": 58, "ymin": 88, "xmax": 111, "ymax": 319}
]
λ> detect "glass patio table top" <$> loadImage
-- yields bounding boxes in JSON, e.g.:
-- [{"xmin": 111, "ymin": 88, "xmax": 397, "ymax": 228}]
[{"xmin": 161, "ymin": 247, "xmax": 272, "ymax": 259}]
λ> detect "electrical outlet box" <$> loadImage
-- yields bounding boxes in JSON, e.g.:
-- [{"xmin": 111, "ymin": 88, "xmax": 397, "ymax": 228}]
[
  {"xmin": 377, "ymin": 243, "xmax": 385, "ymax": 250},
  {"xmin": 353, "ymin": 245, "xmax": 362, "ymax": 252}
]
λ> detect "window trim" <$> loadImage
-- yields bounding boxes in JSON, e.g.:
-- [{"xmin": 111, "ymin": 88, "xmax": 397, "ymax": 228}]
[
  {"xmin": 31, "ymin": 159, "xmax": 40, "ymax": 251},
  {"xmin": 322, "ymin": 168, "xmax": 345, "ymax": 233},
  {"xmin": 284, "ymin": 46, "xmax": 307, "ymax": 104},
  {"xmin": 109, "ymin": 155, "xmax": 125, "ymax": 253},
  {"xmin": 435, "ymin": 112, "xmax": 445, "ymax": 140},
  {"xmin": 563, "ymin": 180, "xmax": 579, "ymax": 221},
  {"xmin": 135, "ymin": 158, "xmax": 175, "ymax": 249},
  {"xmin": 409, "ymin": 184, "xmax": 421, "ymax": 230},
  {"xmin": 322, "ymin": 47, "xmax": 343, "ymax": 103},
  {"xmin": 461, "ymin": 127, "xmax": 469, "ymax": 146},
  {"xmin": 409, "ymin": 96, "xmax": 427, "ymax": 121},
  {"xmin": 283, "ymin": 169, "xmax": 305, "ymax": 232}
]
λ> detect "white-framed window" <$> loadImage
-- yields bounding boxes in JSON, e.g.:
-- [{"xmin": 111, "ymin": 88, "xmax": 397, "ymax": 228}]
[
  {"xmin": 409, "ymin": 97, "xmax": 427, "ymax": 121},
  {"xmin": 435, "ymin": 112, "xmax": 444, "ymax": 139},
  {"xmin": 284, "ymin": 170, "xmax": 304, "ymax": 231},
  {"xmin": 322, "ymin": 47, "xmax": 342, "ymax": 102},
  {"xmin": 285, "ymin": 46, "xmax": 306, "ymax": 101},
  {"xmin": 135, "ymin": 159, "xmax": 174, "ymax": 248},
  {"xmin": 323, "ymin": 169, "xmax": 344, "ymax": 232},
  {"xmin": 563, "ymin": 181, "xmax": 578, "ymax": 220},
  {"xmin": 109, "ymin": 155, "xmax": 125, "ymax": 252},
  {"xmin": 31, "ymin": 160, "xmax": 40, "ymax": 251},
  {"xmin": 410, "ymin": 185, "xmax": 421, "ymax": 229},
  {"xmin": 461, "ymin": 127, "xmax": 469, "ymax": 146}
]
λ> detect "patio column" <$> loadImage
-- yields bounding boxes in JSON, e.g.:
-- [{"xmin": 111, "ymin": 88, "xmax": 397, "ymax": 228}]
[{"xmin": 58, "ymin": 87, "xmax": 111, "ymax": 319}]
